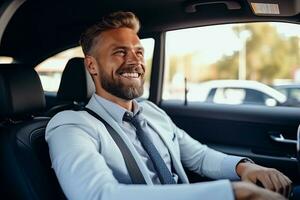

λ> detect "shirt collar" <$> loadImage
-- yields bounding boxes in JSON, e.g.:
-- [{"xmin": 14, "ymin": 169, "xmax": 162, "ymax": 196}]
[{"xmin": 94, "ymin": 94, "xmax": 142, "ymax": 124}]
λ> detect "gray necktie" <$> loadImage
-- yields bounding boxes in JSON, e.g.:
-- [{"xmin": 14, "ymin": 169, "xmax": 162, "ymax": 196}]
[{"xmin": 123, "ymin": 112, "xmax": 176, "ymax": 184}]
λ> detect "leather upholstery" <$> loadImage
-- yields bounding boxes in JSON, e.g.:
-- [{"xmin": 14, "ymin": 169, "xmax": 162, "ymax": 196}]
[
  {"xmin": 46, "ymin": 57, "xmax": 95, "ymax": 117},
  {"xmin": 0, "ymin": 64, "xmax": 45, "ymax": 118},
  {"xmin": 57, "ymin": 57, "xmax": 95, "ymax": 103},
  {"xmin": 0, "ymin": 65, "xmax": 66, "ymax": 200}
]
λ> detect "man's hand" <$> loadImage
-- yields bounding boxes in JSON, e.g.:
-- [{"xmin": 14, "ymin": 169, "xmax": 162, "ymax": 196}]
[
  {"xmin": 232, "ymin": 181, "xmax": 287, "ymax": 200},
  {"xmin": 236, "ymin": 161, "xmax": 292, "ymax": 198}
]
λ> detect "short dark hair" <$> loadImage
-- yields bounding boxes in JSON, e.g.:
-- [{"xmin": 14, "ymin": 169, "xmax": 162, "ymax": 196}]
[{"xmin": 79, "ymin": 11, "xmax": 140, "ymax": 55}]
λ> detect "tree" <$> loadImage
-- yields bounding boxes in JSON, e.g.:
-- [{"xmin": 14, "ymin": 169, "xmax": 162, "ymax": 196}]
[{"xmin": 214, "ymin": 23, "xmax": 300, "ymax": 84}]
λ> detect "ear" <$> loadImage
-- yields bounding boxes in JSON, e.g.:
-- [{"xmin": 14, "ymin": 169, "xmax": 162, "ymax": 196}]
[{"xmin": 84, "ymin": 55, "xmax": 98, "ymax": 76}]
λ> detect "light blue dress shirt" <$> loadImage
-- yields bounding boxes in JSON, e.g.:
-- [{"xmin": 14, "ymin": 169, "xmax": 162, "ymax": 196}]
[
  {"xmin": 94, "ymin": 95, "xmax": 178, "ymax": 184},
  {"xmin": 45, "ymin": 94, "xmax": 248, "ymax": 200},
  {"xmin": 94, "ymin": 94, "xmax": 243, "ymax": 182}
]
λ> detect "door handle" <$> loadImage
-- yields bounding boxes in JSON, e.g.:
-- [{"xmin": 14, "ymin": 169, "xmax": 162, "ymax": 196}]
[{"xmin": 269, "ymin": 133, "xmax": 297, "ymax": 145}]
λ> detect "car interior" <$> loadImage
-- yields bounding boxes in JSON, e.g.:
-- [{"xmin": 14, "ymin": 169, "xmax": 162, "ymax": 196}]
[{"xmin": 0, "ymin": 0, "xmax": 300, "ymax": 199}]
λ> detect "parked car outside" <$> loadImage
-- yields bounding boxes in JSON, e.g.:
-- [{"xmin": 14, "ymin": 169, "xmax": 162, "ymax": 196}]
[
  {"xmin": 188, "ymin": 80, "xmax": 288, "ymax": 106},
  {"xmin": 273, "ymin": 84, "xmax": 300, "ymax": 106}
]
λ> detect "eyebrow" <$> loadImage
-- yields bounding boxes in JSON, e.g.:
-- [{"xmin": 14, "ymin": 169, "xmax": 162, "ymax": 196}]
[{"xmin": 111, "ymin": 45, "xmax": 144, "ymax": 52}]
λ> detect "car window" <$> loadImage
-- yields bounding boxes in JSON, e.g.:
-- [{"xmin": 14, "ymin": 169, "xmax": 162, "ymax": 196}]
[
  {"xmin": 211, "ymin": 87, "xmax": 276, "ymax": 106},
  {"xmin": 163, "ymin": 22, "xmax": 300, "ymax": 107},
  {"xmin": 35, "ymin": 38, "xmax": 155, "ymax": 99},
  {"xmin": 35, "ymin": 47, "xmax": 84, "ymax": 92},
  {"xmin": 243, "ymin": 89, "xmax": 267, "ymax": 105},
  {"xmin": 213, "ymin": 88, "xmax": 246, "ymax": 105},
  {"xmin": 290, "ymin": 89, "xmax": 300, "ymax": 101}
]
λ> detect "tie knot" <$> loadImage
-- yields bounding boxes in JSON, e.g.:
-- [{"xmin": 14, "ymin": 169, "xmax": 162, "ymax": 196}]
[
  {"xmin": 123, "ymin": 111, "xmax": 144, "ymax": 129},
  {"xmin": 123, "ymin": 112, "xmax": 134, "ymax": 122}
]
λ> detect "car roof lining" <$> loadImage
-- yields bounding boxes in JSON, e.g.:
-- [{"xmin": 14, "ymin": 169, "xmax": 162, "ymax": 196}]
[{"xmin": 0, "ymin": 0, "xmax": 300, "ymax": 66}]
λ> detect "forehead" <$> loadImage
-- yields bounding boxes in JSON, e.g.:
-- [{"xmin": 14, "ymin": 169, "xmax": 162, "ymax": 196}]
[{"xmin": 98, "ymin": 27, "xmax": 142, "ymax": 49}]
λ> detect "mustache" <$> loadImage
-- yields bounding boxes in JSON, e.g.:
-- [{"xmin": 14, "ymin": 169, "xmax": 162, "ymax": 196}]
[{"xmin": 116, "ymin": 64, "xmax": 145, "ymax": 75}]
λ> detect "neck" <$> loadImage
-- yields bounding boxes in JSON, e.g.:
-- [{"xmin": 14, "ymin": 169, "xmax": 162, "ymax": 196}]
[{"xmin": 95, "ymin": 88, "xmax": 133, "ymax": 111}]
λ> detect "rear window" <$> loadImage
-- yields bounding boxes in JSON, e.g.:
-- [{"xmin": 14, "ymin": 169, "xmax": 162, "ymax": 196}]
[
  {"xmin": 35, "ymin": 38, "xmax": 155, "ymax": 99},
  {"xmin": 35, "ymin": 47, "xmax": 83, "ymax": 92}
]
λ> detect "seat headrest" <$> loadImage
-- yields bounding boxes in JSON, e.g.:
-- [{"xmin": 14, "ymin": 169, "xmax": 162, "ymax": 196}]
[
  {"xmin": 0, "ymin": 64, "xmax": 46, "ymax": 118},
  {"xmin": 56, "ymin": 57, "xmax": 95, "ymax": 102}
]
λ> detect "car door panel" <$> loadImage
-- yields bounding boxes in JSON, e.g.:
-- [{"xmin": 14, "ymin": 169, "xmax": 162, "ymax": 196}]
[{"xmin": 160, "ymin": 101, "xmax": 300, "ymax": 183}]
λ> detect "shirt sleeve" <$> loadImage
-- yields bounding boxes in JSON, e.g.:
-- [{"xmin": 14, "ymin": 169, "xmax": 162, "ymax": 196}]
[
  {"xmin": 45, "ymin": 111, "xmax": 236, "ymax": 200},
  {"xmin": 174, "ymin": 124, "xmax": 246, "ymax": 180}
]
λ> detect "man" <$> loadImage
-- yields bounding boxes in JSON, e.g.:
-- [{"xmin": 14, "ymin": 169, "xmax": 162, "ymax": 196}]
[{"xmin": 46, "ymin": 11, "xmax": 292, "ymax": 200}]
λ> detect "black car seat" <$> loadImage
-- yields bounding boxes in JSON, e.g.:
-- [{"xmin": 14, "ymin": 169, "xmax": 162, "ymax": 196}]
[
  {"xmin": 45, "ymin": 57, "xmax": 95, "ymax": 117},
  {"xmin": 0, "ymin": 64, "xmax": 66, "ymax": 200}
]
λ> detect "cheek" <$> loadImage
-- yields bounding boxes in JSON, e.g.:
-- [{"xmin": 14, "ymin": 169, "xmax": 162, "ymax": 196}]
[
  {"xmin": 109, "ymin": 57, "xmax": 126, "ymax": 72},
  {"xmin": 140, "ymin": 57, "xmax": 146, "ymax": 65},
  {"xmin": 141, "ymin": 61, "xmax": 146, "ymax": 72},
  {"xmin": 99, "ymin": 56, "xmax": 122, "ymax": 73},
  {"xmin": 113, "ymin": 57, "xmax": 125, "ymax": 66}
]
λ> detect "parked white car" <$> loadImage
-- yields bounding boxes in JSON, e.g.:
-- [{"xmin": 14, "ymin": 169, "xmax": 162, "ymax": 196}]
[{"xmin": 188, "ymin": 80, "xmax": 287, "ymax": 106}]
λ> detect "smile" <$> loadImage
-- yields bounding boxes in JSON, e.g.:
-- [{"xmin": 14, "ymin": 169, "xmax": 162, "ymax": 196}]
[{"xmin": 120, "ymin": 72, "xmax": 141, "ymax": 78}]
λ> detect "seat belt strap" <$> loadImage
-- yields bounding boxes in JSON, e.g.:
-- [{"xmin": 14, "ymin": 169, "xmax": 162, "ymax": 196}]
[{"xmin": 83, "ymin": 107, "xmax": 147, "ymax": 184}]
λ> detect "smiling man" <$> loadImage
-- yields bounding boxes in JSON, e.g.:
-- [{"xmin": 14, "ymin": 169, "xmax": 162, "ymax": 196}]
[
  {"xmin": 45, "ymin": 11, "xmax": 292, "ymax": 200},
  {"xmin": 83, "ymin": 25, "xmax": 145, "ymax": 109}
]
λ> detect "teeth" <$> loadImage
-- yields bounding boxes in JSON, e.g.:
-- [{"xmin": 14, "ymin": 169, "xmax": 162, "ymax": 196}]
[{"xmin": 121, "ymin": 72, "xmax": 139, "ymax": 78}]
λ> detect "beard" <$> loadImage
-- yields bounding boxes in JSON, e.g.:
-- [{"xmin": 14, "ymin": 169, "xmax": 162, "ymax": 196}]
[{"xmin": 99, "ymin": 64, "xmax": 145, "ymax": 100}]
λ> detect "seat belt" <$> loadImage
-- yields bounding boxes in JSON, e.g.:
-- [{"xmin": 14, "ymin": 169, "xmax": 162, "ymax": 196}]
[{"xmin": 83, "ymin": 107, "xmax": 147, "ymax": 184}]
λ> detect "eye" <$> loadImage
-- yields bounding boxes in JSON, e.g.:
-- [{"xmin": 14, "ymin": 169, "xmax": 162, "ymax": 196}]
[
  {"xmin": 113, "ymin": 49, "xmax": 126, "ymax": 56},
  {"xmin": 136, "ymin": 50, "xmax": 144, "ymax": 57}
]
